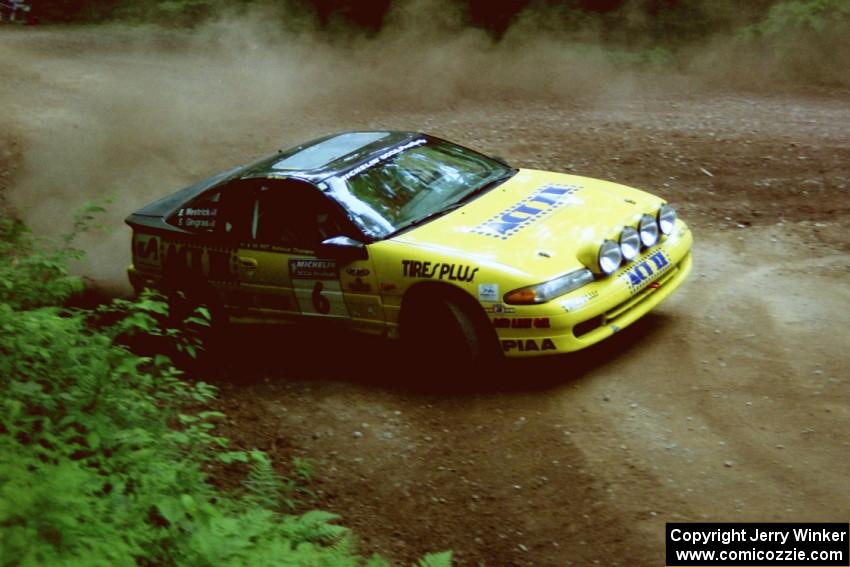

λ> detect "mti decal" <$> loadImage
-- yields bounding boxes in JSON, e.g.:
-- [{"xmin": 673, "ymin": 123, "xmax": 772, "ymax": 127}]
[
  {"xmin": 620, "ymin": 250, "xmax": 670, "ymax": 293},
  {"xmin": 493, "ymin": 317, "xmax": 550, "ymax": 329},
  {"xmin": 472, "ymin": 184, "xmax": 580, "ymax": 239},
  {"xmin": 346, "ymin": 267, "xmax": 371, "ymax": 277},
  {"xmin": 401, "ymin": 260, "xmax": 479, "ymax": 282},
  {"xmin": 502, "ymin": 338, "xmax": 557, "ymax": 352},
  {"xmin": 289, "ymin": 258, "xmax": 338, "ymax": 279}
]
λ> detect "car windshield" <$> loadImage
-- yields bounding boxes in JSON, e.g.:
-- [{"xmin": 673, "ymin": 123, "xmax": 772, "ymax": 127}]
[{"xmin": 324, "ymin": 138, "xmax": 514, "ymax": 239}]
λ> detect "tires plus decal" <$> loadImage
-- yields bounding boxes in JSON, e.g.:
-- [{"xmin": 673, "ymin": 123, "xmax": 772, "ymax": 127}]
[
  {"xmin": 493, "ymin": 317, "xmax": 550, "ymax": 329},
  {"xmin": 341, "ymin": 138, "xmax": 427, "ymax": 181},
  {"xmin": 289, "ymin": 258, "xmax": 338, "ymax": 279},
  {"xmin": 401, "ymin": 260, "xmax": 479, "ymax": 282},
  {"xmin": 502, "ymin": 338, "xmax": 557, "ymax": 352},
  {"xmin": 472, "ymin": 184, "xmax": 580, "ymax": 239},
  {"xmin": 620, "ymin": 250, "xmax": 671, "ymax": 294}
]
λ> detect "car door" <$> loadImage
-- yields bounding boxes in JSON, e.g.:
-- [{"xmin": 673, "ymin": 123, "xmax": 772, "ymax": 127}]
[{"xmin": 233, "ymin": 180, "xmax": 385, "ymax": 329}]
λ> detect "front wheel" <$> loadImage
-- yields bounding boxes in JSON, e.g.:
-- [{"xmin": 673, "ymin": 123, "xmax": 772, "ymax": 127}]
[{"xmin": 400, "ymin": 289, "xmax": 501, "ymax": 374}]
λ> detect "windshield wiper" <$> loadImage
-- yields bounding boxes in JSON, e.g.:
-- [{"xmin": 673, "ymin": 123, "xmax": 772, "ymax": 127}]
[
  {"xmin": 388, "ymin": 202, "xmax": 466, "ymax": 236},
  {"xmin": 386, "ymin": 168, "xmax": 517, "ymax": 238}
]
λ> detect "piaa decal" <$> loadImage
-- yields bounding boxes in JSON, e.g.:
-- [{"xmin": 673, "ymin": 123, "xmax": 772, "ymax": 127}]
[{"xmin": 502, "ymin": 338, "xmax": 557, "ymax": 352}]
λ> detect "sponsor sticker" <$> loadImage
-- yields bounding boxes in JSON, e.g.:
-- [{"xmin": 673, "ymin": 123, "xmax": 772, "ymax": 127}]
[
  {"xmin": 484, "ymin": 304, "xmax": 516, "ymax": 314},
  {"xmin": 560, "ymin": 290, "xmax": 599, "ymax": 312},
  {"xmin": 402, "ymin": 260, "xmax": 479, "ymax": 283},
  {"xmin": 493, "ymin": 317, "xmax": 550, "ymax": 329},
  {"xmin": 472, "ymin": 184, "xmax": 581, "ymax": 239},
  {"xmin": 619, "ymin": 250, "xmax": 671, "ymax": 294},
  {"xmin": 501, "ymin": 338, "xmax": 557, "ymax": 352},
  {"xmin": 478, "ymin": 283, "xmax": 499, "ymax": 302},
  {"xmin": 289, "ymin": 258, "xmax": 338, "ymax": 280},
  {"xmin": 133, "ymin": 234, "xmax": 160, "ymax": 266},
  {"xmin": 348, "ymin": 279, "xmax": 371, "ymax": 292},
  {"xmin": 346, "ymin": 267, "xmax": 371, "ymax": 277}
]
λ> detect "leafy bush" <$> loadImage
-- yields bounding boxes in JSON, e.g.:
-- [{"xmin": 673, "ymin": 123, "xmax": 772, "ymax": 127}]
[
  {"xmin": 0, "ymin": 213, "xmax": 451, "ymax": 566},
  {"xmin": 748, "ymin": 0, "xmax": 850, "ymax": 37},
  {"xmin": 739, "ymin": 0, "xmax": 850, "ymax": 82}
]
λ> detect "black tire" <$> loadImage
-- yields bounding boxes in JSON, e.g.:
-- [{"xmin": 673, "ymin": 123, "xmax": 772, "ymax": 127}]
[{"xmin": 400, "ymin": 287, "xmax": 501, "ymax": 374}]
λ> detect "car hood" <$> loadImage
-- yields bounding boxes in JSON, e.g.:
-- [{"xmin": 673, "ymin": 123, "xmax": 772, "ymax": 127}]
[{"xmin": 389, "ymin": 168, "xmax": 665, "ymax": 280}]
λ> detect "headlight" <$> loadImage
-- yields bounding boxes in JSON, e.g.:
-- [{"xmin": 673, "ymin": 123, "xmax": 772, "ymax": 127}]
[
  {"xmin": 504, "ymin": 269, "xmax": 594, "ymax": 305},
  {"xmin": 658, "ymin": 204, "xmax": 676, "ymax": 235},
  {"xmin": 598, "ymin": 239, "xmax": 622, "ymax": 275},
  {"xmin": 619, "ymin": 226, "xmax": 640, "ymax": 261},
  {"xmin": 639, "ymin": 214, "xmax": 659, "ymax": 248}
]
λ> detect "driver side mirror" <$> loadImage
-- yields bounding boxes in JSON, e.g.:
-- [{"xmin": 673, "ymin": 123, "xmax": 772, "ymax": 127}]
[{"xmin": 317, "ymin": 235, "xmax": 369, "ymax": 262}]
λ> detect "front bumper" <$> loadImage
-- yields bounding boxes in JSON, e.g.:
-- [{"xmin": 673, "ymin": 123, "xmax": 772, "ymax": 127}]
[{"xmin": 495, "ymin": 222, "xmax": 693, "ymax": 356}]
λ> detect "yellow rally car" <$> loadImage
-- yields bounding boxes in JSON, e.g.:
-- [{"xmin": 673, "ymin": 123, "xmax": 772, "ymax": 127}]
[{"xmin": 126, "ymin": 131, "xmax": 692, "ymax": 362}]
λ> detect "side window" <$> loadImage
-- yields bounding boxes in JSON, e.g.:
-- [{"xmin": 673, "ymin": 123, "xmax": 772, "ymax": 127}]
[
  {"xmin": 167, "ymin": 190, "xmax": 221, "ymax": 233},
  {"xmin": 252, "ymin": 183, "xmax": 345, "ymax": 248}
]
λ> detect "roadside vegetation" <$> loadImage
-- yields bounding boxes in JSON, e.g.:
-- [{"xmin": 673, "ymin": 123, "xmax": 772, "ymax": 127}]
[
  {"xmin": 0, "ymin": 211, "xmax": 450, "ymax": 565},
  {"xmin": 21, "ymin": 0, "xmax": 850, "ymax": 86}
]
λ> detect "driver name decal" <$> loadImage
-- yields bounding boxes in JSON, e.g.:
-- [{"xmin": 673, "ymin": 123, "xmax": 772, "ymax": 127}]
[{"xmin": 472, "ymin": 184, "xmax": 580, "ymax": 239}]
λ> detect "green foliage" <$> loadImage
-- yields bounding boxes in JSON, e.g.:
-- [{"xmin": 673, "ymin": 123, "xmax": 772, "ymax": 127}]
[
  {"xmin": 748, "ymin": 0, "xmax": 850, "ymax": 37},
  {"xmin": 739, "ymin": 0, "xmax": 850, "ymax": 83},
  {"xmin": 0, "ymin": 213, "xmax": 451, "ymax": 565},
  {"xmin": 0, "ymin": 215, "xmax": 83, "ymax": 309},
  {"xmin": 413, "ymin": 552, "xmax": 454, "ymax": 567}
]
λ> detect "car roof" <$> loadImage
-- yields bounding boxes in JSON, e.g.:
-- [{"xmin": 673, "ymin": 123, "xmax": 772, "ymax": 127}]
[
  {"xmin": 126, "ymin": 130, "xmax": 427, "ymax": 225},
  {"xmin": 238, "ymin": 130, "xmax": 423, "ymax": 183}
]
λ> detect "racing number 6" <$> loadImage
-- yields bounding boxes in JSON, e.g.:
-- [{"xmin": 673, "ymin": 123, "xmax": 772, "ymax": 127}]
[{"xmin": 311, "ymin": 281, "xmax": 331, "ymax": 314}]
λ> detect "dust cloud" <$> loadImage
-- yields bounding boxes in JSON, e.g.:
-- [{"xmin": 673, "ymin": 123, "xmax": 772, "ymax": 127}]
[{"xmin": 1, "ymin": 0, "xmax": 845, "ymax": 291}]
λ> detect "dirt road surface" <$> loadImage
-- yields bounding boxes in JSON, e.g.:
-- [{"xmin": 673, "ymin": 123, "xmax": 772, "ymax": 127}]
[{"xmin": 2, "ymin": 26, "xmax": 849, "ymax": 566}]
